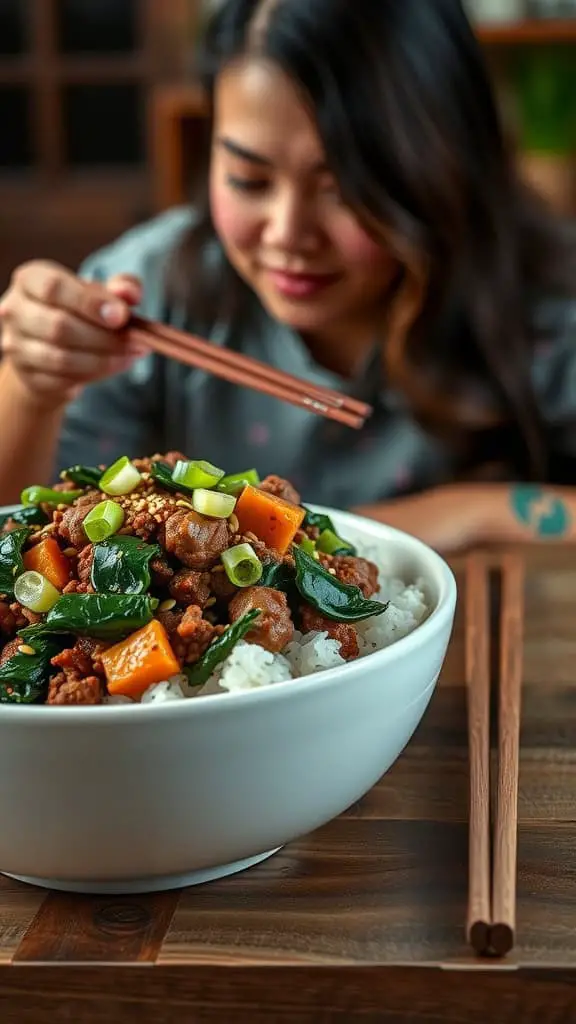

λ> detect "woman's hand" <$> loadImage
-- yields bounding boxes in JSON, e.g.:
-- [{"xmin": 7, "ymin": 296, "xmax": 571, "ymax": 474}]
[{"xmin": 0, "ymin": 260, "xmax": 145, "ymax": 410}]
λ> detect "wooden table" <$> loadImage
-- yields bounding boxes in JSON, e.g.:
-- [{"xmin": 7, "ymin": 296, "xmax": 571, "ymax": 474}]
[{"xmin": 3, "ymin": 547, "xmax": 576, "ymax": 1022}]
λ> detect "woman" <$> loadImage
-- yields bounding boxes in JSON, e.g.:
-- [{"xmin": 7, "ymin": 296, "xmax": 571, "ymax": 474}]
[{"xmin": 0, "ymin": 0, "xmax": 574, "ymax": 553}]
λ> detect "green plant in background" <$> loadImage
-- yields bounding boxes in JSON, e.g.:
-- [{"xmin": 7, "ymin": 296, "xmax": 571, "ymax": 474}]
[{"xmin": 511, "ymin": 46, "xmax": 576, "ymax": 154}]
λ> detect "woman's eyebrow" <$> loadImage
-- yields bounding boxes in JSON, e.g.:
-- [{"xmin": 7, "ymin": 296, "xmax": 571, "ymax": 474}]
[
  {"xmin": 217, "ymin": 136, "xmax": 272, "ymax": 165},
  {"xmin": 217, "ymin": 135, "xmax": 328, "ymax": 172}
]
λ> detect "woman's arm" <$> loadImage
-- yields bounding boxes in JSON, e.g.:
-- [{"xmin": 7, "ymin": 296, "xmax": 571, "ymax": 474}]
[
  {"xmin": 353, "ymin": 481, "xmax": 575, "ymax": 554},
  {"xmin": 0, "ymin": 361, "xmax": 66, "ymax": 505}
]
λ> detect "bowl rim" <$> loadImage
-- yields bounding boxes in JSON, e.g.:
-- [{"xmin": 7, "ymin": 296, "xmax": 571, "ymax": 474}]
[{"xmin": 0, "ymin": 503, "xmax": 457, "ymax": 723}]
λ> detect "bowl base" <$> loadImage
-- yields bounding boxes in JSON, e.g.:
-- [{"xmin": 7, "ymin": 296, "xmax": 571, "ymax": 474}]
[{"xmin": 3, "ymin": 847, "xmax": 281, "ymax": 894}]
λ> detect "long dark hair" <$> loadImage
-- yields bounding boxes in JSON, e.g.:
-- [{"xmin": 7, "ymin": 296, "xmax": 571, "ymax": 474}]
[{"xmin": 167, "ymin": 0, "xmax": 576, "ymax": 479}]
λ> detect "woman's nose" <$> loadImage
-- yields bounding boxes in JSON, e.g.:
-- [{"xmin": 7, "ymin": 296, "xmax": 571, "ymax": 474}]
[{"xmin": 261, "ymin": 188, "xmax": 320, "ymax": 253}]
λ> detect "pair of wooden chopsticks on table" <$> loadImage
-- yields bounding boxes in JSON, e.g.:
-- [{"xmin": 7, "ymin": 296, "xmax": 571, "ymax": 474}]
[
  {"xmin": 465, "ymin": 551, "xmax": 525, "ymax": 957},
  {"xmin": 127, "ymin": 315, "xmax": 373, "ymax": 430}
]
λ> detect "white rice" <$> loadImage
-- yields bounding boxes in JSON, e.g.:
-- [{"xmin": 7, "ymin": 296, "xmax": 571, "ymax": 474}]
[{"xmin": 123, "ymin": 542, "xmax": 431, "ymax": 705}]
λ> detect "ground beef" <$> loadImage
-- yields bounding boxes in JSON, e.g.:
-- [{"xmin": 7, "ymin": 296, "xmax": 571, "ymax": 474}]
[
  {"xmin": 0, "ymin": 637, "xmax": 21, "ymax": 665},
  {"xmin": 150, "ymin": 555, "xmax": 174, "ymax": 587},
  {"xmin": 299, "ymin": 605, "xmax": 359, "ymax": 660},
  {"xmin": 229, "ymin": 586, "xmax": 293, "ymax": 653},
  {"xmin": 76, "ymin": 545, "xmax": 94, "ymax": 587},
  {"xmin": 55, "ymin": 492, "xmax": 101, "ymax": 550},
  {"xmin": 51, "ymin": 637, "xmax": 108, "ymax": 679},
  {"xmin": 62, "ymin": 579, "xmax": 91, "ymax": 594},
  {"xmin": 320, "ymin": 554, "xmax": 380, "ymax": 598},
  {"xmin": 172, "ymin": 605, "xmax": 224, "ymax": 664},
  {"xmin": 208, "ymin": 566, "xmax": 238, "ymax": 603},
  {"xmin": 156, "ymin": 608, "xmax": 183, "ymax": 639},
  {"xmin": 3, "ymin": 602, "xmax": 41, "ymax": 631},
  {"xmin": 259, "ymin": 474, "xmax": 301, "ymax": 505},
  {"xmin": 0, "ymin": 601, "xmax": 17, "ymax": 636},
  {"xmin": 162, "ymin": 510, "xmax": 229, "ymax": 570},
  {"xmin": 47, "ymin": 672, "xmax": 103, "ymax": 705},
  {"xmin": 169, "ymin": 569, "xmax": 211, "ymax": 607}
]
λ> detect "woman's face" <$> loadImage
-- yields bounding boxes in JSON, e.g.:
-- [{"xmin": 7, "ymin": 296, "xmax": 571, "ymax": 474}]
[{"xmin": 209, "ymin": 59, "xmax": 396, "ymax": 336}]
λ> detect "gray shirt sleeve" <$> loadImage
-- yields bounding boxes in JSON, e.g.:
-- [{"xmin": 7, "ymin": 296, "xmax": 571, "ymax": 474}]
[{"xmin": 55, "ymin": 208, "xmax": 194, "ymax": 473}]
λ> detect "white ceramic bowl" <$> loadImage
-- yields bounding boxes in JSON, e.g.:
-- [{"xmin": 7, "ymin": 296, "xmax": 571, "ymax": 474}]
[{"xmin": 0, "ymin": 506, "xmax": 456, "ymax": 894}]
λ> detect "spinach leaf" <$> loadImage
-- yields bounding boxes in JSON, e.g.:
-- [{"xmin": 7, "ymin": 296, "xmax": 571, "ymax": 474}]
[
  {"xmin": 0, "ymin": 527, "xmax": 30, "ymax": 596},
  {"xmin": 151, "ymin": 460, "xmax": 194, "ymax": 496},
  {"xmin": 0, "ymin": 632, "xmax": 66, "ymax": 704},
  {"xmin": 293, "ymin": 546, "xmax": 387, "ymax": 623},
  {"xmin": 184, "ymin": 609, "xmax": 260, "ymax": 688},
  {"xmin": 91, "ymin": 535, "xmax": 161, "ymax": 595},
  {"xmin": 19, "ymin": 593, "xmax": 155, "ymax": 642},
  {"xmin": 0, "ymin": 506, "xmax": 49, "ymax": 531},
  {"xmin": 258, "ymin": 560, "xmax": 300, "ymax": 618},
  {"xmin": 302, "ymin": 507, "xmax": 356, "ymax": 555},
  {"xmin": 60, "ymin": 464, "xmax": 103, "ymax": 488}
]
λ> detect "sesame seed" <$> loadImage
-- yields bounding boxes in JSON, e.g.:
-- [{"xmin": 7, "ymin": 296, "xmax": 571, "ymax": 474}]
[
  {"xmin": 159, "ymin": 598, "xmax": 176, "ymax": 611},
  {"xmin": 176, "ymin": 499, "xmax": 193, "ymax": 509},
  {"xmin": 228, "ymin": 513, "xmax": 239, "ymax": 534},
  {"xmin": 63, "ymin": 547, "xmax": 77, "ymax": 557},
  {"xmin": 328, "ymin": 568, "xmax": 337, "ymax": 575},
  {"xmin": 18, "ymin": 644, "xmax": 36, "ymax": 656},
  {"xmin": 205, "ymin": 597, "xmax": 217, "ymax": 608}
]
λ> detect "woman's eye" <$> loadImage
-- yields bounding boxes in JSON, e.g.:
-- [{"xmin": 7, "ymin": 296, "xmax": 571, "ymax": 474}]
[{"xmin": 226, "ymin": 175, "xmax": 269, "ymax": 194}]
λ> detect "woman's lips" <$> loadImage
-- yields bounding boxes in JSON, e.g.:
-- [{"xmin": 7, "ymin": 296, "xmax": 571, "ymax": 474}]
[{"xmin": 265, "ymin": 269, "xmax": 340, "ymax": 299}]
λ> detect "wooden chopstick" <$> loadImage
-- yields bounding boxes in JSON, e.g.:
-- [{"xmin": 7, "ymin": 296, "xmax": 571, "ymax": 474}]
[
  {"xmin": 491, "ymin": 552, "xmax": 524, "ymax": 957},
  {"xmin": 465, "ymin": 551, "xmax": 524, "ymax": 958},
  {"xmin": 465, "ymin": 552, "xmax": 492, "ymax": 955},
  {"xmin": 128, "ymin": 315, "xmax": 372, "ymax": 429}
]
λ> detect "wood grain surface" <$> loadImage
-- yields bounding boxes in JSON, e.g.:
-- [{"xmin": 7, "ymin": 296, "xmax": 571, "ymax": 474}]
[{"xmin": 2, "ymin": 547, "xmax": 576, "ymax": 1022}]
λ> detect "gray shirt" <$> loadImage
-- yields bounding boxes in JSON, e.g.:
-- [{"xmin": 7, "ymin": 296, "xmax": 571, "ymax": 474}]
[{"xmin": 57, "ymin": 207, "xmax": 576, "ymax": 506}]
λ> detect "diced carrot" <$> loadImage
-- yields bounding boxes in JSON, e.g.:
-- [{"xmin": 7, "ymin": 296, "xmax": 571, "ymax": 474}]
[
  {"xmin": 23, "ymin": 537, "xmax": 71, "ymax": 591},
  {"xmin": 102, "ymin": 619, "xmax": 181, "ymax": 700},
  {"xmin": 234, "ymin": 484, "xmax": 305, "ymax": 555}
]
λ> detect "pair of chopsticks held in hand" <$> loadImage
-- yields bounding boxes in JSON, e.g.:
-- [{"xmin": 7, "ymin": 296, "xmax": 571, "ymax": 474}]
[
  {"xmin": 127, "ymin": 315, "xmax": 372, "ymax": 430},
  {"xmin": 465, "ymin": 552, "xmax": 524, "ymax": 957}
]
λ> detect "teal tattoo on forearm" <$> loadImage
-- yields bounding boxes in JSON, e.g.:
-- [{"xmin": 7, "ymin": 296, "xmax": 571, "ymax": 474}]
[{"xmin": 510, "ymin": 485, "xmax": 571, "ymax": 538}]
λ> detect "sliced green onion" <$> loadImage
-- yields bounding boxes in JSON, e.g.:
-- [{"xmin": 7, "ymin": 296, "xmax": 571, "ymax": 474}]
[
  {"xmin": 316, "ymin": 528, "xmax": 355, "ymax": 556},
  {"xmin": 217, "ymin": 469, "xmax": 260, "ymax": 495},
  {"xmin": 14, "ymin": 571, "xmax": 61, "ymax": 613},
  {"xmin": 299, "ymin": 536, "xmax": 317, "ymax": 556},
  {"xmin": 172, "ymin": 459, "xmax": 225, "ymax": 490},
  {"xmin": 21, "ymin": 486, "xmax": 82, "ymax": 507},
  {"xmin": 192, "ymin": 489, "xmax": 236, "ymax": 519},
  {"xmin": 221, "ymin": 543, "xmax": 263, "ymax": 587},
  {"xmin": 83, "ymin": 500, "xmax": 125, "ymax": 543},
  {"xmin": 99, "ymin": 456, "xmax": 141, "ymax": 496}
]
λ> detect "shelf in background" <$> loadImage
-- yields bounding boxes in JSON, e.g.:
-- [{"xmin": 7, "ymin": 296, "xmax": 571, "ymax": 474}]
[{"xmin": 477, "ymin": 19, "xmax": 576, "ymax": 44}]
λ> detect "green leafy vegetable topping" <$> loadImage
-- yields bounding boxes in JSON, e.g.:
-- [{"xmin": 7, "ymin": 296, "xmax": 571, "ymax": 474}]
[
  {"xmin": 302, "ymin": 507, "xmax": 357, "ymax": 556},
  {"xmin": 0, "ymin": 506, "xmax": 49, "ymax": 531},
  {"xmin": 293, "ymin": 547, "xmax": 387, "ymax": 623},
  {"xmin": 0, "ymin": 633, "xmax": 66, "ymax": 704},
  {"xmin": 150, "ymin": 460, "xmax": 194, "ymax": 496},
  {"xmin": 60, "ymin": 464, "xmax": 103, "ymax": 488},
  {"xmin": 0, "ymin": 527, "xmax": 30, "ymax": 597},
  {"xmin": 19, "ymin": 593, "xmax": 155, "ymax": 642},
  {"xmin": 258, "ymin": 559, "xmax": 300, "ymax": 618},
  {"xmin": 184, "ymin": 609, "xmax": 260, "ymax": 688},
  {"xmin": 90, "ymin": 535, "xmax": 161, "ymax": 595}
]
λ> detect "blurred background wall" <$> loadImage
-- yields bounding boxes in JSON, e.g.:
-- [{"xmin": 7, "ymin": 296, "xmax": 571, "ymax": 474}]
[{"xmin": 0, "ymin": 0, "xmax": 574, "ymax": 292}]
